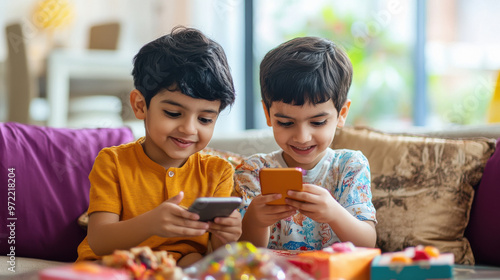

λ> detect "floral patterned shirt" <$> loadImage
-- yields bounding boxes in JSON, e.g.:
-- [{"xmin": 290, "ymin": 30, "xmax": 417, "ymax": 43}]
[{"xmin": 234, "ymin": 148, "xmax": 376, "ymax": 250}]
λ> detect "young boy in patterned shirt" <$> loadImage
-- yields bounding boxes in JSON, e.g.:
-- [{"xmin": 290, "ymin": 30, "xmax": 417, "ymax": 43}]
[{"xmin": 235, "ymin": 36, "xmax": 377, "ymax": 250}]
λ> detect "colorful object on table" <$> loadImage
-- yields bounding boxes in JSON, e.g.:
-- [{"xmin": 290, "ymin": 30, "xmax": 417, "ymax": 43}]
[
  {"xmin": 101, "ymin": 246, "xmax": 183, "ymax": 280},
  {"xmin": 39, "ymin": 262, "xmax": 129, "ymax": 280},
  {"xmin": 324, "ymin": 241, "xmax": 356, "ymax": 253},
  {"xmin": 371, "ymin": 245, "xmax": 454, "ymax": 280},
  {"xmin": 281, "ymin": 242, "xmax": 381, "ymax": 280},
  {"xmin": 267, "ymin": 242, "xmax": 380, "ymax": 280},
  {"xmin": 184, "ymin": 242, "xmax": 313, "ymax": 279}
]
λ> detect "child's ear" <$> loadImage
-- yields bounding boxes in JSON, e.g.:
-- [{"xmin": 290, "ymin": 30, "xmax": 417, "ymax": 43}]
[
  {"xmin": 337, "ymin": 99, "xmax": 351, "ymax": 128},
  {"xmin": 130, "ymin": 89, "xmax": 147, "ymax": 120},
  {"xmin": 261, "ymin": 100, "xmax": 272, "ymax": 127}
]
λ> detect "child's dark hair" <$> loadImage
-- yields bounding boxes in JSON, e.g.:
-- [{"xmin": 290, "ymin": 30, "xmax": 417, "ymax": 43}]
[
  {"xmin": 132, "ymin": 26, "xmax": 235, "ymax": 111},
  {"xmin": 260, "ymin": 36, "xmax": 352, "ymax": 115}
]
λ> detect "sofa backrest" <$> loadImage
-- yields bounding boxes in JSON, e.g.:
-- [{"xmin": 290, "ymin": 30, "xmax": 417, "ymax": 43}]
[
  {"xmin": 0, "ymin": 122, "xmax": 134, "ymax": 262},
  {"xmin": 330, "ymin": 126, "xmax": 497, "ymax": 265}
]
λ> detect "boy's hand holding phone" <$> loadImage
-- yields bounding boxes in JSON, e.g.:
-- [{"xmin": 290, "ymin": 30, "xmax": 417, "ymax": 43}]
[
  {"xmin": 285, "ymin": 183, "xmax": 340, "ymax": 224},
  {"xmin": 243, "ymin": 168, "xmax": 308, "ymax": 228},
  {"xmin": 187, "ymin": 197, "xmax": 243, "ymax": 244},
  {"xmin": 148, "ymin": 192, "xmax": 209, "ymax": 238},
  {"xmin": 245, "ymin": 193, "xmax": 298, "ymax": 228},
  {"xmin": 207, "ymin": 209, "xmax": 242, "ymax": 244}
]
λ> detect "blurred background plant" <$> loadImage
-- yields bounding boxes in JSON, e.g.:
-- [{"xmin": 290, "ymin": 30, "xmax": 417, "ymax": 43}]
[
  {"xmin": 291, "ymin": 4, "xmax": 413, "ymax": 127},
  {"xmin": 253, "ymin": 0, "xmax": 500, "ymax": 129},
  {"xmin": 254, "ymin": 0, "xmax": 414, "ymax": 129}
]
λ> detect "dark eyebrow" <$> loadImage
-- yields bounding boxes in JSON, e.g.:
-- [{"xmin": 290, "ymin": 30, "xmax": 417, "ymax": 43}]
[
  {"xmin": 160, "ymin": 100, "xmax": 219, "ymax": 114},
  {"xmin": 274, "ymin": 112, "xmax": 330, "ymax": 119},
  {"xmin": 160, "ymin": 99, "xmax": 183, "ymax": 107}
]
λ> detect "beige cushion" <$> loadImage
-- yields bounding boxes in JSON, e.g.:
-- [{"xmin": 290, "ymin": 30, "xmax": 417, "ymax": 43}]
[
  {"xmin": 331, "ymin": 126, "xmax": 496, "ymax": 264},
  {"xmin": 0, "ymin": 256, "xmax": 65, "ymax": 276}
]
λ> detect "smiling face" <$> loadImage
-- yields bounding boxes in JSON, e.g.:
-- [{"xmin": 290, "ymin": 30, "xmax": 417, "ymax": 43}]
[
  {"xmin": 131, "ymin": 89, "xmax": 220, "ymax": 169},
  {"xmin": 264, "ymin": 99, "xmax": 350, "ymax": 170}
]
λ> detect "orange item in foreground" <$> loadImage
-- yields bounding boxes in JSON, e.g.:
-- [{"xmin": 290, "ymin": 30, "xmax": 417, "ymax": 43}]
[
  {"xmin": 291, "ymin": 248, "xmax": 381, "ymax": 280},
  {"xmin": 270, "ymin": 243, "xmax": 381, "ymax": 280}
]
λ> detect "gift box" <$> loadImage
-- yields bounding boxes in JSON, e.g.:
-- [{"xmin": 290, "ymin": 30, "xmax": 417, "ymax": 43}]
[
  {"xmin": 370, "ymin": 246, "xmax": 454, "ymax": 280},
  {"xmin": 272, "ymin": 242, "xmax": 381, "ymax": 280}
]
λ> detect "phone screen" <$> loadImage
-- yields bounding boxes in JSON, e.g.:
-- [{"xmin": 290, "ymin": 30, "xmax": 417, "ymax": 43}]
[
  {"xmin": 259, "ymin": 168, "xmax": 304, "ymax": 205},
  {"xmin": 187, "ymin": 197, "xmax": 242, "ymax": 222}
]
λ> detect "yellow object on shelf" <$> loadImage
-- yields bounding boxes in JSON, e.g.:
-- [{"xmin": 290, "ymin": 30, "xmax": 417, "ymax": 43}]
[
  {"xmin": 32, "ymin": 0, "xmax": 74, "ymax": 31},
  {"xmin": 488, "ymin": 71, "xmax": 500, "ymax": 123}
]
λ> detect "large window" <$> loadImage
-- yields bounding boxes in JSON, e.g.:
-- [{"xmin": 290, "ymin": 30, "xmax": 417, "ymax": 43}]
[
  {"xmin": 251, "ymin": 0, "xmax": 500, "ymax": 130},
  {"xmin": 426, "ymin": 0, "xmax": 500, "ymax": 125}
]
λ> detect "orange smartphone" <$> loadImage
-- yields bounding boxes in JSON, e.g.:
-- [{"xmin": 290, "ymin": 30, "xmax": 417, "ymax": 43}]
[{"xmin": 259, "ymin": 168, "xmax": 304, "ymax": 205}]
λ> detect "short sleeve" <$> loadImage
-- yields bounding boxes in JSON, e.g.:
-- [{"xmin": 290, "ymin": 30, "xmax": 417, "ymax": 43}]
[
  {"xmin": 335, "ymin": 151, "xmax": 377, "ymax": 223},
  {"xmin": 234, "ymin": 155, "xmax": 270, "ymax": 216},
  {"xmin": 87, "ymin": 149, "xmax": 122, "ymax": 215}
]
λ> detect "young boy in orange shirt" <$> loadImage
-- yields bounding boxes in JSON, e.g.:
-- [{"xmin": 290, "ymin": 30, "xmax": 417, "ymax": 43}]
[{"xmin": 77, "ymin": 26, "xmax": 241, "ymax": 267}]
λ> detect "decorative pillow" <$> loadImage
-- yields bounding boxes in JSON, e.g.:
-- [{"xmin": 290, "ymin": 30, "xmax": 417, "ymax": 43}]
[
  {"xmin": 0, "ymin": 122, "xmax": 134, "ymax": 262},
  {"xmin": 201, "ymin": 147, "xmax": 245, "ymax": 168},
  {"xmin": 330, "ymin": 126, "xmax": 496, "ymax": 265},
  {"xmin": 465, "ymin": 137, "xmax": 500, "ymax": 266}
]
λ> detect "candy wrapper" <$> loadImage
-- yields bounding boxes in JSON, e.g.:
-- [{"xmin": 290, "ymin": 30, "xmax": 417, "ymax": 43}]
[{"xmin": 183, "ymin": 242, "xmax": 314, "ymax": 280}]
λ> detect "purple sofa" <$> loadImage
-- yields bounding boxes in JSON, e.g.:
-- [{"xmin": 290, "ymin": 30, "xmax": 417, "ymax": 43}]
[{"xmin": 0, "ymin": 122, "xmax": 134, "ymax": 264}]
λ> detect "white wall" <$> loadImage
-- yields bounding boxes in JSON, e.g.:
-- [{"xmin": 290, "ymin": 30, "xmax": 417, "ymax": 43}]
[
  {"xmin": 0, "ymin": 0, "xmax": 247, "ymax": 135},
  {"xmin": 189, "ymin": 0, "xmax": 246, "ymax": 135}
]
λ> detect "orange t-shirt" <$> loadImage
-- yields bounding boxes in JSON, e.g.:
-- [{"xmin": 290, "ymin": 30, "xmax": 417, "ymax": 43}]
[{"xmin": 76, "ymin": 138, "xmax": 235, "ymax": 262}]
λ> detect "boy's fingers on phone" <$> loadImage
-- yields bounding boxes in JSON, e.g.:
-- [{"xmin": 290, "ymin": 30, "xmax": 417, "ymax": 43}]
[
  {"xmin": 287, "ymin": 190, "xmax": 316, "ymax": 204},
  {"xmin": 173, "ymin": 208, "xmax": 202, "ymax": 222},
  {"xmin": 212, "ymin": 213, "xmax": 240, "ymax": 226},
  {"xmin": 209, "ymin": 227, "xmax": 240, "ymax": 242},
  {"xmin": 160, "ymin": 221, "xmax": 208, "ymax": 238},
  {"xmin": 258, "ymin": 193, "xmax": 281, "ymax": 203},
  {"xmin": 177, "ymin": 207, "xmax": 201, "ymax": 221},
  {"xmin": 177, "ymin": 227, "xmax": 207, "ymax": 237},
  {"xmin": 178, "ymin": 218, "xmax": 209, "ymax": 230}
]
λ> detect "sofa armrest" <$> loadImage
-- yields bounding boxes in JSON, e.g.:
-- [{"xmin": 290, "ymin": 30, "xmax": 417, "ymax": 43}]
[{"xmin": 0, "ymin": 256, "xmax": 66, "ymax": 277}]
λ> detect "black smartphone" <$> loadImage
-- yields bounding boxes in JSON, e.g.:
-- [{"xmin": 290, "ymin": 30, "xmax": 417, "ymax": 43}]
[{"xmin": 187, "ymin": 197, "xmax": 242, "ymax": 222}]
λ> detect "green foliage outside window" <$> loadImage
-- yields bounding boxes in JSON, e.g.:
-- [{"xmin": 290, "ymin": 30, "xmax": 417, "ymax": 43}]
[{"xmin": 264, "ymin": 3, "xmax": 414, "ymax": 127}]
